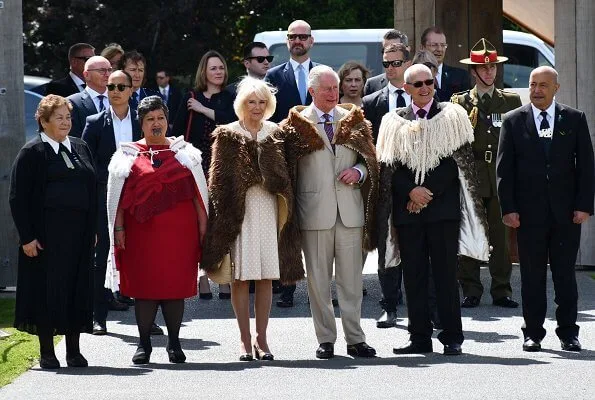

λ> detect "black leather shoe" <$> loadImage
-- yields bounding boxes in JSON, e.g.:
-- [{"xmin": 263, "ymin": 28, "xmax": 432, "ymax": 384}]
[
  {"xmin": 166, "ymin": 346, "xmax": 186, "ymax": 363},
  {"xmin": 132, "ymin": 345, "xmax": 152, "ymax": 364},
  {"xmin": 376, "ymin": 311, "xmax": 397, "ymax": 328},
  {"xmin": 493, "ymin": 296, "xmax": 519, "ymax": 308},
  {"xmin": 254, "ymin": 344, "xmax": 274, "ymax": 361},
  {"xmin": 560, "ymin": 337, "xmax": 582, "ymax": 352},
  {"xmin": 332, "ymin": 298, "xmax": 339, "ymax": 307},
  {"xmin": 199, "ymin": 292, "xmax": 213, "ymax": 300},
  {"xmin": 92, "ymin": 321, "xmax": 107, "ymax": 336},
  {"xmin": 347, "ymin": 342, "xmax": 376, "ymax": 358},
  {"xmin": 239, "ymin": 353, "xmax": 254, "ymax": 361},
  {"xmin": 461, "ymin": 296, "xmax": 480, "ymax": 308},
  {"xmin": 443, "ymin": 343, "xmax": 462, "ymax": 355},
  {"xmin": 316, "ymin": 342, "xmax": 334, "ymax": 359},
  {"xmin": 39, "ymin": 354, "xmax": 60, "ymax": 369},
  {"xmin": 522, "ymin": 338, "xmax": 542, "ymax": 352},
  {"xmin": 108, "ymin": 298, "xmax": 129, "ymax": 311},
  {"xmin": 393, "ymin": 341, "xmax": 433, "ymax": 354},
  {"xmin": 116, "ymin": 294, "xmax": 135, "ymax": 306},
  {"xmin": 150, "ymin": 322, "xmax": 164, "ymax": 335},
  {"xmin": 66, "ymin": 353, "xmax": 88, "ymax": 367},
  {"xmin": 276, "ymin": 298, "xmax": 294, "ymax": 308}
]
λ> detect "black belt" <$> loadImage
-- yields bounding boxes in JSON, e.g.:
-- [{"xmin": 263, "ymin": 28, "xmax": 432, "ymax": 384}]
[{"xmin": 473, "ymin": 150, "xmax": 494, "ymax": 163}]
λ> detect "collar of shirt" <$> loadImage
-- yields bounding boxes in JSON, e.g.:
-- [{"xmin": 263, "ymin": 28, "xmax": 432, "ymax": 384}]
[
  {"xmin": 411, "ymin": 99, "xmax": 434, "ymax": 119},
  {"xmin": 312, "ymin": 104, "xmax": 334, "ymax": 122},
  {"xmin": 160, "ymin": 85, "xmax": 170, "ymax": 95},
  {"xmin": 40, "ymin": 132, "xmax": 71, "ymax": 154},
  {"xmin": 477, "ymin": 86, "xmax": 495, "ymax": 99},
  {"xmin": 531, "ymin": 101, "xmax": 556, "ymax": 128},
  {"xmin": 110, "ymin": 106, "xmax": 131, "ymax": 123},
  {"xmin": 85, "ymin": 86, "xmax": 108, "ymax": 99},
  {"xmin": 436, "ymin": 64, "xmax": 443, "ymax": 88},
  {"xmin": 69, "ymin": 71, "xmax": 85, "ymax": 90},
  {"xmin": 290, "ymin": 58, "xmax": 311, "ymax": 74}
]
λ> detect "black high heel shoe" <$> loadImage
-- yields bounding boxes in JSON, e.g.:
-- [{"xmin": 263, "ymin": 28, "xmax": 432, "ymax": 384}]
[
  {"xmin": 253, "ymin": 344, "xmax": 274, "ymax": 361},
  {"xmin": 239, "ymin": 353, "xmax": 254, "ymax": 361},
  {"xmin": 132, "ymin": 344, "xmax": 152, "ymax": 365},
  {"xmin": 166, "ymin": 345, "xmax": 186, "ymax": 363}
]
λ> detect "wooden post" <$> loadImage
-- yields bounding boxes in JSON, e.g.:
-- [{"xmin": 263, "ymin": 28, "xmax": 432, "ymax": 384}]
[
  {"xmin": 556, "ymin": 0, "xmax": 595, "ymax": 266},
  {"xmin": 0, "ymin": 0, "xmax": 25, "ymax": 286}
]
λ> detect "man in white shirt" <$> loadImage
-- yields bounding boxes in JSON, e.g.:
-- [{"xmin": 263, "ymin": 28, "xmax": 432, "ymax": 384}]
[
  {"xmin": 46, "ymin": 43, "xmax": 95, "ymax": 97},
  {"xmin": 67, "ymin": 56, "xmax": 111, "ymax": 138},
  {"xmin": 155, "ymin": 69, "xmax": 182, "ymax": 126}
]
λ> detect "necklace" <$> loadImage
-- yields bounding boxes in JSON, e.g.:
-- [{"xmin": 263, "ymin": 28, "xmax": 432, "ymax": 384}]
[{"xmin": 239, "ymin": 121, "xmax": 262, "ymax": 139}]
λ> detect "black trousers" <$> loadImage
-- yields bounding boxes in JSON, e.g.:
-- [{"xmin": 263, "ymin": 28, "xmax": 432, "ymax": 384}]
[
  {"xmin": 516, "ymin": 218, "xmax": 580, "ymax": 341},
  {"xmin": 93, "ymin": 184, "xmax": 111, "ymax": 324},
  {"xmin": 280, "ymin": 284, "xmax": 296, "ymax": 301},
  {"xmin": 398, "ymin": 220, "xmax": 463, "ymax": 345},
  {"xmin": 378, "ymin": 266, "xmax": 403, "ymax": 312}
]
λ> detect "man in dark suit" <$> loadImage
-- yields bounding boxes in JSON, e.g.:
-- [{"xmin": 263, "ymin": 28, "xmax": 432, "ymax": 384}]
[
  {"xmin": 420, "ymin": 26, "xmax": 470, "ymax": 102},
  {"xmin": 454, "ymin": 38, "xmax": 522, "ymax": 309},
  {"xmin": 496, "ymin": 66, "xmax": 594, "ymax": 352},
  {"xmin": 155, "ymin": 69, "xmax": 183, "ymax": 128},
  {"xmin": 362, "ymin": 42, "xmax": 410, "ymax": 329},
  {"xmin": 378, "ymin": 64, "xmax": 487, "ymax": 356},
  {"xmin": 46, "ymin": 43, "xmax": 95, "ymax": 97},
  {"xmin": 67, "ymin": 56, "xmax": 111, "ymax": 138},
  {"xmin": 82, "ymin": 70, "xmax": 141, "ymax": 335},
  {"xmin": 265, "ymin": 19, "xmax": 320, "ymax": 307},
  {"xmin": 119, "ymin": 51, "xmax": 161, "ymax": 113},
  {"xmin": 226, "ymin": 42, "xmax": 273, "ymax": 97},
  {"xmin": 363, "ymin": 30, "xmax": 409, "ymax": 96}
]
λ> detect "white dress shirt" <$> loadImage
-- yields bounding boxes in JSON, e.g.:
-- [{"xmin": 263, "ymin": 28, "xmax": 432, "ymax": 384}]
[
  {"xmin": 387, "ymin": 82, "xmax": 410, "ymax": 111},
  {"xmin": 40, "ymin": 132, "xmax": 72, "ymax": 154},
  {"xmin": 436, "ymin": 64, "xmax": 443, "ymax": 89},
  {"xmin": 160, "ymin": 85, "xmax": 170, "ymax": 103},
  {"xmin": 289, "ymin": 58, "xmax": 311, "ymax": 82},
  {"xmin": 69, "ymin": 71, "xmax": 86, "ymax": 92},
  {"xmin": 110, "ymin": 107, "xmax": 133, "ymax": 147},
  {"xmin": 531, "ymin": 101, "xmax": 556, "ymax": 135},
  {"xmin": 85, "ymin": 87, "xmax": 109, "ymax": 113}
]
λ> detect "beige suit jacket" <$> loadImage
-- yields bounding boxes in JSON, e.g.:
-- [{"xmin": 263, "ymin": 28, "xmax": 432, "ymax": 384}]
[{"xmin": 296, "ymin": 105, "xmax": 368, "ymax": 230}]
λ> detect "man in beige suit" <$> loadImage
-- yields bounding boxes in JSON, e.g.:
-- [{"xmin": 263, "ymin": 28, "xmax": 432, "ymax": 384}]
[{"xmin": 280, "ymin": 65, "xmax": 379, "ymax": 359}]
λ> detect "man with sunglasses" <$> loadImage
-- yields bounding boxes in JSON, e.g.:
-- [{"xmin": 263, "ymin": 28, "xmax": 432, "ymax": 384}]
[
  {"xmin": 46, "ymin": 43, "xmax": 95, "ymax": 97},
  {"xmin": 376, "ymin": 64, "xmax": 489, "ymax": 356},
  {"xmin": 363, "ymin": 29, "xmax": 410, "ymax": 96},
  {"xmin": 226, "ymin": 42, "xmax": 273, "ymax": 97},
  {"xmin": 67, "ymin": 56, "xmax": 111, "ymax": 138},
  {"xmin": 266, "ymin": 19, "xmax": 321, "ymax": 308},
  {"xmin": 453, "ymin": 39, "xmax": 522, "ymax": 310},
  {"xmin": 81, "ymin": 70, "xmax": 142, "ymax": 335},
  {"xmin": 420, "ymin": 26, "xmax": 470, "ymax": 102}
]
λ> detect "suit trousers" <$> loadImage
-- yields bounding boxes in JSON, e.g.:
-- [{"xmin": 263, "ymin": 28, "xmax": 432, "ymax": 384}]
[
  {"xmin": 516, "ymin": 218, "xmax": 580, "ymax": 341},
  {"xmin": 378, "ymin": 266, "xmax": 403, "ymax": 312},
  {"xmin": 398, "ymin": 220, "xmax": 463, "ymax": 345},
  {"xmin": 93, "ymin": 184, "xmax": 111, "ymax": 323},
  {"xmin": 302, "ymin": 212, "xmax": 365, "ymax": 345},
  {"xmin": 459, "ymin": 196, "xmax": 513, "ymax": 299}
]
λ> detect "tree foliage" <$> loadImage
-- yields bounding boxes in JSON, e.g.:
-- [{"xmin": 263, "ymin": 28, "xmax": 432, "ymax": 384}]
[{"xmin": 24, "ymin": 0, "xmax": 393, "ymax": 86}]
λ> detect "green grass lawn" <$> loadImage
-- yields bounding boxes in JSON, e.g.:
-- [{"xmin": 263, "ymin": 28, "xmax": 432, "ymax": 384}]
[{"xmin": 0, "ymin": 298, "xmax": 59, "ymax": 388}]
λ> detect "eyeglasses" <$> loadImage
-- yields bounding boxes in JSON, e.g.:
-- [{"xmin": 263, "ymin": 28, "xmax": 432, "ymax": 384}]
[
  {"xmin": 426, "ymin": 43, "xmax": 448, "ymax": 49},
  {"xmin": 74, "ymin": 56, "xmax": 91, "ymax": 62},
  {"xmin": 87, "ymin": 68, "xmax": 113, "ymax": 75},
  {"xmin": 407, "ymin": 79, "xmax": 435, "ymax": 88},
  {"xmin": 106, "ymin": 83, "xmax": 132, "ymax": 92},
  {"xmin": 287, "ymin": 34, "xmax": 311, "ymax": 41},
  {"xmin": 382, "ymin": 60, "xmax": 406, "ymax": 68},
  {"xmin": 246, "ymin": 55, "xmax": 274, "ymax": 63}
]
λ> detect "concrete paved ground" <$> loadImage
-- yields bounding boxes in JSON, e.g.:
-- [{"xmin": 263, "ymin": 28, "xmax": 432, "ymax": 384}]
[{"xmin": 1, "ymin": 254, "xmax": 594, "ymax": 400}]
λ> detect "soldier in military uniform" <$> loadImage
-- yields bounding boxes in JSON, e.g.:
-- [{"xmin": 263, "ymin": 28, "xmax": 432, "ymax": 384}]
[{"xmin": 452, "ymin": 38, "xmax": 522, "ymax": 308}]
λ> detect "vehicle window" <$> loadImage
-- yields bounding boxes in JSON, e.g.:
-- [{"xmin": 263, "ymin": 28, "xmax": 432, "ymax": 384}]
[
  {"xmin": 269, "ymin": 42, "xmax": 384, "ymax": 75},
  {"xmin": 502, "ymin": 43, "xmax": 552, "ymax": 89},
  {"xmin": 25, "ymin": 90, "xmax": 42, "ymax": 141}
]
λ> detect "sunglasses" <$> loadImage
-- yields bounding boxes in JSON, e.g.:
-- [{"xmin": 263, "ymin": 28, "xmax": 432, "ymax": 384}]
[
  {"xmin": 106, "ymin": 83, "xmax": 132, "ymax": 92},
  {"xmin": 408, "ymin": 79, "xmax": 435, "ymax": 88},
  {"xmin": 246, "ymin": 55, "xmax": 274, "ymax": 63},
  {"xmin": 287, "ymin": 34, "xmax": 311, "ymax": 41},
  {"xmin": 382, "ymin": 60, "xmax": 405, "ymax": 68}
]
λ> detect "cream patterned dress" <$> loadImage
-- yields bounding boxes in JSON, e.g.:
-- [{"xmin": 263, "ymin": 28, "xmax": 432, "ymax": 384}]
[{"xmin": 231, "ymin": 120, "xmax": 280, "ymax": 281}]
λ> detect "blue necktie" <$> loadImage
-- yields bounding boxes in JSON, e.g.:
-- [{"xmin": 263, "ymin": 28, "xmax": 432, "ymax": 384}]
[
  {"xmin": 297, "ymin": 64, "xmax": 307, "ymax": 105},
  {"xmin": 97, "ymin": 94, "xmax": 105, "ymax": 112},
  {"xmin": 130, "ymin": 92, "xmax": 139, "ymax": 112}
]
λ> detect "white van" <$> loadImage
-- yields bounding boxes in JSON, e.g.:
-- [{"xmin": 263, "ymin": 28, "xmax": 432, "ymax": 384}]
[{"xmin": 254, "ymin": 29, "xmax": 555, "ymax": 104}]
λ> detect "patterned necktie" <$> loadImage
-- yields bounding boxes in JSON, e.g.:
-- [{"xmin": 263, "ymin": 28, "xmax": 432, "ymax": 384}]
[
  {"xmin": 396, "ymin": 89, "xmax": 406, "ymax": 108},
  {"xmin": 97, "ymin": 94, "xmax": 105, "ymax": 112},
  {"xmin": 161, "ymin": 88, "xmax": 168, "ymax": 103},
  {"xmin": 297, "ymin": 64, "xmax": 307, "ymax": 105},
  {"xmin": 130, "ymin": 92, "xmax": 139, "ymax": 112},
  {"xmin": 416, "ymin": 108, "xmax": 427, "ymax": 119},
  {"xmin": 539, "ymin": 111, "xmax": 551, "ymax": 160},
  {"xmin": 322, "ymin": 113, "xmax": 335, "ymax": 151}
]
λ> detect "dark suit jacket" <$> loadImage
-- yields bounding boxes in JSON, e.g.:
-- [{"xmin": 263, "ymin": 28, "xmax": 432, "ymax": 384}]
[
  {"xmin": 391, "ymin": 101, "xmax": 461, "ymax": 226},
  {"xmin": 81, "ymin": 108, "xmax": 142, "ymax": 184},
  {"xmin": 496, "ymin": 102, "xmax": 594, "ymax": 224},
  {"xmin": 45, "ymin": 74, "xmax": 81, "ymax": 97},
  {"xmin": 363, "ymin": 73, "xmax": 388, "ymax": 97},
  {"xmin": 362, "ymin": 86, "xmax": 389, "ymax": 143},
  {"xmin": 157, "ymin": 85, "xmax": 183, "ymax": 119},
  {"xmin": 68, "ymin": 90, "xmax": 101, "ymax": 138},
  {"xmin": 437, "ymin": 64, "xmax": 470, "ymax": 102},
  {"xmin": 265, "ymin": 60, "xmax": 319, "ymax": 123}
]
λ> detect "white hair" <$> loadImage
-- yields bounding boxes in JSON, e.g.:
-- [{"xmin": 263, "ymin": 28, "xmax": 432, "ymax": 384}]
[
  {"xmin": 403, "ymin": 64, "xmax": 432, "ymax": 84},
  {"xmin": 308, "ymin": 65, "xmax": 339, "ymax": 89},
  {"xmin": 233, "ymin": 76, "xmax": 277, "ymax": 121}
]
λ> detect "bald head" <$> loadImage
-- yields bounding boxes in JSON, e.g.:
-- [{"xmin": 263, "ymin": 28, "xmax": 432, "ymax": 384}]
[
  {"xmin": 530, "ymin": 66, "xmax": 558, "ymax": 83},
  {"xmin": 529, "ymin": 66, "xmax": 559, "ymax": 110},
  {"xmin": 286, "ymin": 19, "xmax": 314, "ymax": 62},
  {"xmin": 83, "ymin": 56, "xmax": 111, "ymax": 92},
  {"xmin": 288, "ymin": 20, "xmax": 311, "ymax": 33}
]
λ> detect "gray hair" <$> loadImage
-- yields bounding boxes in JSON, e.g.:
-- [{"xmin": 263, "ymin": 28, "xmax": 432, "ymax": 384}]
[
  {"xmin": 137, "ymin": 95, "xmax": 169, "ymax": 123},
  {"xmin": 308, "ymin": 65, "xmax": 339, "ymax": 89},
  {"xmin": 404, "ymin": 64, "xmax": 433, "ymax": 84},
  {"xmin": 233, "ymin": 76, "xmax": 277, "ymax": 121}
]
